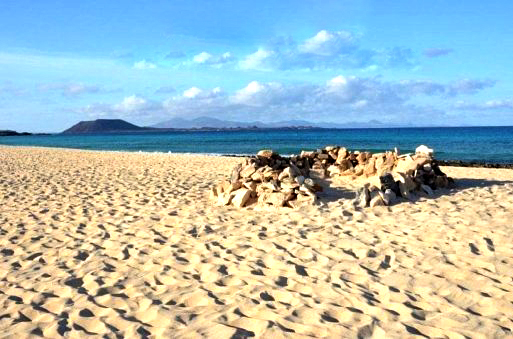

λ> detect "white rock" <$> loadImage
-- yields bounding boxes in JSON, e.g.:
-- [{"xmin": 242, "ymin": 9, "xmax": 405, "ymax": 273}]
[
  {"xmin": 257, "ymin": 150, "xmax": 275, "ymax": 158},
  {"xmin": 415, "ymin": 145, "xmax": 434, "ymax": 157},
  {"xmin": 327, "ymin": 165, "xmax": 342, "ymax": 176},
  {"xmin": 231, "ymin": 189, "xmax": 251, "ymax": 208}
]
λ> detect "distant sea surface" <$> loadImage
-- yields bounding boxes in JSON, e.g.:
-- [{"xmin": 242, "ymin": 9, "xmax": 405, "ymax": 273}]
[{"xmin": 1, "ymin": 127, "xmax": 513, "ymax": 163}]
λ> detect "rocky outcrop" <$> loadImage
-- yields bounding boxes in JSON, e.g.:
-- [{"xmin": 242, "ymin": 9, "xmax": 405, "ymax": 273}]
[
  {"xmin": 210, "ymin": 150, "xmax": 321, "ymax": 208},
  {"xmin": 211, "ymin": 145, "xmax": 454, "ymax": 209},
  {"xmin": 352, "ymin": 146, "xmax": 455, "ymax": 207}
]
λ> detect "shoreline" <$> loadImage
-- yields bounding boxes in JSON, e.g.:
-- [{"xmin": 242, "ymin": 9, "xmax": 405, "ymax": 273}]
[{"xmin": 2, "ymin": 144, "xmax": 513, "ymax": 168}]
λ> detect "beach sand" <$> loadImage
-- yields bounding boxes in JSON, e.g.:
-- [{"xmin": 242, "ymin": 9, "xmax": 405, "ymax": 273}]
[{"xmin": 1, "ymin": 146, "xmax": 513, "ymax": 338}]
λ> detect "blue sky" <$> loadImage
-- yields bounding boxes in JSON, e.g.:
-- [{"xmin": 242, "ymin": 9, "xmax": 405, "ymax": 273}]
[{"xmin": 1, "ymin": 0, "xmax": 512, "ymax": 132}]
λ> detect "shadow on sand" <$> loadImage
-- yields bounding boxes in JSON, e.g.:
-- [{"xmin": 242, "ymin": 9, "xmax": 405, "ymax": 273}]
[
  {"xmin": 397, "ymin": 177, "xmax": 513, "ymax": 206},
  {"xmin": 315, "ymin": 176, "xmax": 513, "ymax": 206}
]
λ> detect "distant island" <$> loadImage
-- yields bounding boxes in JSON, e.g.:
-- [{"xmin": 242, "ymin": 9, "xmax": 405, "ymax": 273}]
[
  {"xmin": 0, "ymin": 130, "xmax": 33, "ymax": 136},
  {"xmin": 62, "ymin": 119, "xmax": 150, "ymax": 134}
]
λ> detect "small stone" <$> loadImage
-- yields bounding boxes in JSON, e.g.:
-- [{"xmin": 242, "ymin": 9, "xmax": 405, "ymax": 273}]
[
  {"xmin": 230, "ymin": 164, "xmax": 242, "ymax": 183},
  {"xmin": 302, "ymin": 178, "xmax": 316, "ymax": 190},
  {"xmin": 299, "ymin": 185, "xmax": 315, "ymax": 196},
  {"xmin": 327, "ymin": 165, "xmax": 342, "ymax": 176},
  {"xmin": 278, "ymin": 166, "xmax": 299, "ymax": 181},
  {"xmin": 243, "ymin": 181, "xmax": 257, "ymax": 191},
  {"xmin": 258, "ymin": 181, "xmax": 279, "ymax": 192},
  {"xmin": 223, "ymin": 181, "xmax": 242, "ymax": 194},
  {"xmin": 232, "ymin": 189, "xmax": 252, "ymax": 208},
  {"xmin": 261, "ymin": 192, "xmax": 287, "ymax": 207},
  {"xmin": 364, "ymin": 158, "xmax": 376, "ymax": 176},
  {"xmin": 370, "ymin": 195, "xmax": 385, "ymax": 207},
  {"xmin": 280, "ymin": 181, "xmax": 299, "ymax": 190},
  {"xmin": 295, "ymin": 176, "xmax": 305, "ymax": 185},
  {"xmin": 300, "ymin": 151, "xmax": 316, "ymax": 158},
  {"xmin": 354, "ymin": 167, "xmax": 364, "ymax": 176},
  {"xmin": 318, "ymin": 153, "xmax": 329, "ymax": 160},
  {"xmin": 397, "ymin": 173, "xmax": 417, "ymax": 193},
  {"xmin": 356, "ymin": 152, "xmax": 369, "ymax": 164},
  {"xmin": 328, "ymin": 150, "xmax": 338, "ymax": 160},
  {"xmin": 336, "ymin": 148, "xmax": 348, "ymax": 163},
  {"xmin": 257, "ymin": 150, "xmax": 276, "ymax": 158},
  {"xmin": 383, "ymin": 152, "xmax": 396, "ymax": 171},
  {"xmin": 217, "ymin": 192, "xmax": 234, "ymax": 206},
  {"xmin": 382, "ymin": 189, "xmax": 396, "ymax": 206},
  {"xmin": 374, "ymin": 156, "xmax": 386, "ymax": 174},
  {"xmin": 354, "ymin": 186, "xmax": 370, "ymax": 208},
  {"xmin": 325, "ymin": 145, "xmax": 337, "ymax": 152},
  {"xmin": 250, "ymin": 171, "xmax": 263, "ymax": 182},
  {"xmin": 338, "ymin": 159, "xmax": 353, "ymax": 172},
  {"xmin": 379, "ymin": 173, "xmax": 399, "ymax": 195},
  {"xmin": 240, "ymin": 164, "xmax": 256, "ymax": 178},
  {"xmin": 423, "ymin": 163, "xmax": 432, "ymax": 172}
]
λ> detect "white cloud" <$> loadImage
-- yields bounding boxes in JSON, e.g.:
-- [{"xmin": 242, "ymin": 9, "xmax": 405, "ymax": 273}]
[
  {"xmin": 114, "ymin": 95, "xmax": 148, "ymax": 112},
  {"xmin": 239, "ymin": 49, "xmax": 275, "ymax": 70},
  {"xmin": 238, "ymin": 30, "xmax": 414, "ymax": 71},
  {"xmin": 232, "ymin": 81, "xmax": 282, "ymax": 106},
  {"xmin": 191, "ymin": 51, "xmax": 235, "ymax": 67},
  {"xmin": 159, "ymin": 76, "xmax": 440, "ymax": 123},
  {"xmin": 78, "ymin": 95, "xmax": 163, "ymax": 119},
  {"xmin": 133, "ymin": 60, "xmax": 157, "ymax": 69},
  {"xmin": 454, "ymin": 99, "xmax": 513, "ymax": 110},
  {"xmin": 77, "ymin": 76, "xmax": 502, "ymax": 126},
  {"xmin": 192, "ymin": 52, "xmax": 212, "ymax": 64},
  {"xmin": 183, "ymin": 87, "xmax": 203, "ymax": 98},
  {"xmin": 298, "ymin": 30, "xmax": 355, "ymax": 56}
]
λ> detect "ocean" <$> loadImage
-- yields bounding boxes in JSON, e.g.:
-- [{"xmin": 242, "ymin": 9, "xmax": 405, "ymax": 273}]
[{"xmin": 1, "ymin": 126, "xmax": 513, "ymax": 163}]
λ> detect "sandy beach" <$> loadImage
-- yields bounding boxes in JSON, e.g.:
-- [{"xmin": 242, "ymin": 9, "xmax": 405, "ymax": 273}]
[{"xmin": 1, "ymin": 146, "xmax": 512, "ymax": 338}]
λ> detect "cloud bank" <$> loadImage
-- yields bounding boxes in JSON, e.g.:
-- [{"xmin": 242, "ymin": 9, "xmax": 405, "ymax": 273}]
[{"xmin": 78, "ymin": 75, "xmax": 497, "ymax": 125}]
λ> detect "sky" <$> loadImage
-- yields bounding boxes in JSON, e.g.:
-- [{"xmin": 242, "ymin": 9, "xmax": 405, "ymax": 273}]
[{"xmin": 1, "ymin": 0, "xmax": 512, "ymax": 132}]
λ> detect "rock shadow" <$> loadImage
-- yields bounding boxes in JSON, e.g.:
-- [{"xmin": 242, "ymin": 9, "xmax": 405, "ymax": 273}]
[
  {"xmin": 315, "ymin": 176, "xmax": 356, "ymax": 203},
  {"xmin": 394, "ymin": 178, "xmax": 513, "ymax": 206}
]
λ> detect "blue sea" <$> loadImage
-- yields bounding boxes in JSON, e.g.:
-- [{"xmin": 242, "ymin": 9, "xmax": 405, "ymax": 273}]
[{"xmin": 1, "ymin": 127, "xmax": 513, "ymax": 163}]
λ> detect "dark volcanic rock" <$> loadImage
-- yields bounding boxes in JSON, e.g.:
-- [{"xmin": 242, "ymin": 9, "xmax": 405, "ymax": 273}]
[
  {"xmin": 438, "ymin": 160, "xmax": 513, "ymax": 169},
  {"xmin": 0, "ymin": 130, "xmax": 32, "ymax": 136},
  {"xmin": 61, "ymin": 119, "xmax": 145, "ymax": 134}
]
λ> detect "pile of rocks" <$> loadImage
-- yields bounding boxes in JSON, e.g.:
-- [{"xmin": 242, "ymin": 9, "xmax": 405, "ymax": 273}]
[
  {"xmin": 210, "ymin": 150, "xmax": 322, "ymax": 208},
  {"xmin": 299, "ymin": 146, "xmax": 399, "ymax": 179},
  {"xmin": 354, "ymin": 145, "xmax": 454, "ymax": 208},
  {"xmin": 211, "ymin": 145, "xmax": 454, "ymax": 209}
]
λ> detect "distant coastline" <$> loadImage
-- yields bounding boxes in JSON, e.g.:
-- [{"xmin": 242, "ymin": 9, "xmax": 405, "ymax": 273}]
[
  {"xmin": 60, "ymin": 118, "xmax": 324, "ymax": 135},
  {"xmin": 0, "ymin": 130, "xmax": 50, "ymax": 137}
]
